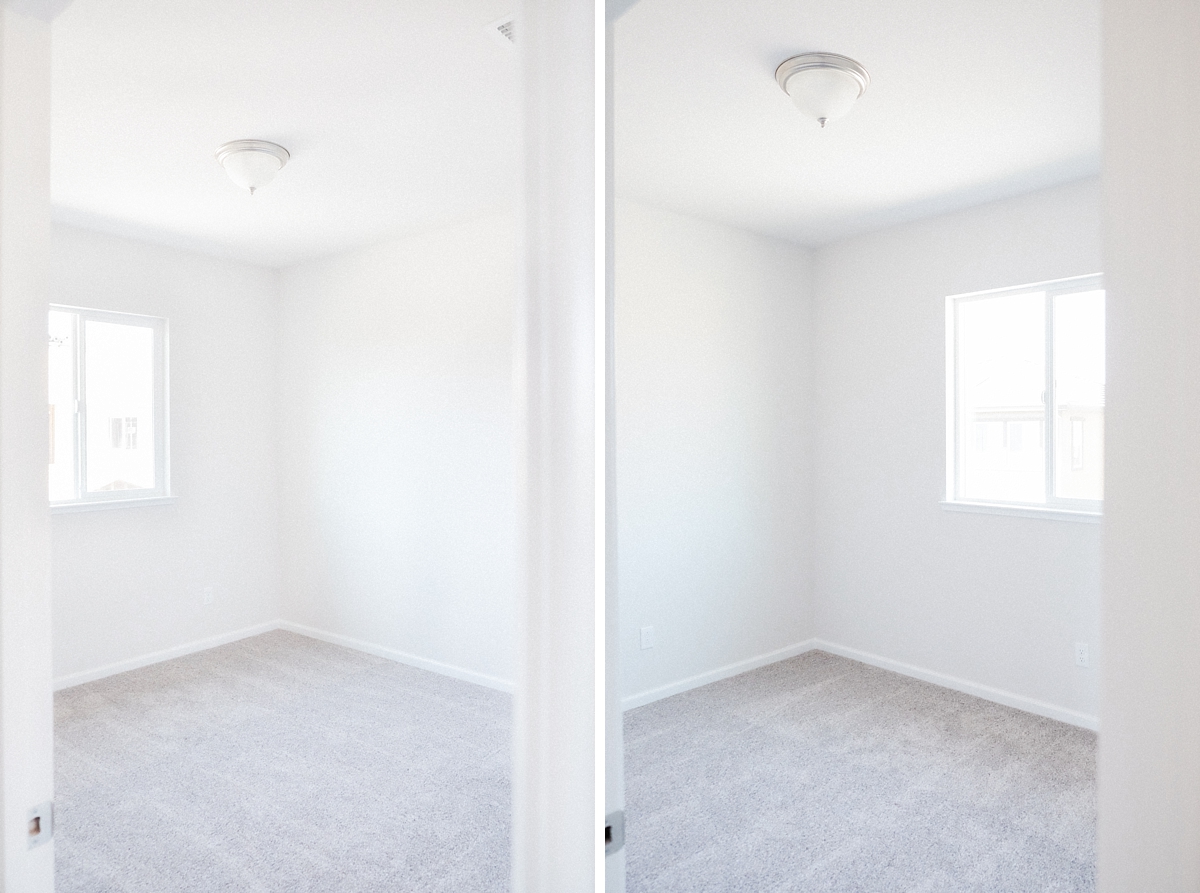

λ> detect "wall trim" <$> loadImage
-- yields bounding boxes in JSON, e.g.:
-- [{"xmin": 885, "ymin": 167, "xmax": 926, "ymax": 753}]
[
  {"xmin": 53, "ymin": 620, "xmax": 280, "ymax": 691},
  {"xmin": 53, "ymin": 618, "xmax": 514, "ymax": 696},
  {"xmin": 621, "ymin": 639, "xmax": 820, "ymax": 711},
  {"xmin": 278, "ymin": 621, "xmax": 514, "ymax": 695},
  {"xmin": 813, "ymin": 639, "xmax": 1098, "ymax": 731},
  {"xmin": 55, "ymin": 622, "xmax": 1094, "ymax": 731},
  {"xmin": 621, "ymin": 637, "xmax": 1098, "ymax": 732}
]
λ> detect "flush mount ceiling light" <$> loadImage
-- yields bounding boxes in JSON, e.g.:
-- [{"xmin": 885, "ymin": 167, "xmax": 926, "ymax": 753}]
[
  {"xmin": 215, "ymin": 140, "xmax": 290, "ymax": 194},
  {"xmin": 775, "ymin": 53, "xmax": 870, "ymax": 128}
]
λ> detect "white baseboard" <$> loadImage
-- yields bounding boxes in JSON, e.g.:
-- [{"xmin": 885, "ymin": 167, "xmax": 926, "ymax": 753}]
[
  {"xmin": 621, "ymin": 637, "xmax": 1098, "ymax": 732},
  {"xmin": 621, "ymin": 639, "xmax": 820, "ymax": 711},
  {"xmin": 55, "ymin": 620, "xmax": 1096, "ymax": 732},
  {"xmin": 54, "ymin": 618, "xmax": 513, "ymax": 696},
  {"xmin": 54, "ymin": 621, "xmax": 281, "ymax": 691},
  {"xmin": 813, "ymin": 640, "xmax": 1099, "ymax": 731},
  {"xmin": 278, "ymin": 621, "xmax": 514, "ymax": 695}
]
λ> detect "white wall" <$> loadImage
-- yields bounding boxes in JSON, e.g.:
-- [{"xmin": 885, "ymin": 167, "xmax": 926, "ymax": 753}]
[
  {"xmin": 616, "ymin": 201, "xmax": 813, "ymax": 703},
  {"xmin": 1098, "ymin": 0, "xmax": 1200, "ymax": 886},
  {"xmin": 812, "ymin": 178, "xmax": 1103, "ymax": 724},
  {"xmin": 276, "ymin": 213, "xmax": 517, "ymax": 688},
  {"xmin": 514, "ymin": 4, "xmax": 602, "ymax": 881},
  {"xmin": 0, "ymin": 7, "xmax": 54, "ymax": 888},
  {"xmin": 50, "ymin": 224, "xmax": 281, "ymax": 683}
]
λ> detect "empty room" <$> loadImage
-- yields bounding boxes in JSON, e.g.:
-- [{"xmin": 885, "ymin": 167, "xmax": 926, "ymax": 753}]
[
  {"xmin": 0, "ymin": 0, "xmax": 1197, "ymax": 890},
  {"xmin": 612, "ymin": 0, "xmax": 1102, "ymax": 888},
  {"xmin": 41, "ymin": 0, "xmax": 522, "ymax": 890}
]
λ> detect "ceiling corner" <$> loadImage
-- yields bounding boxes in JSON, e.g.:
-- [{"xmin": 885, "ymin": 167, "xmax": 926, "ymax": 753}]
[
  {"xmin": 5, "ymin": 0, "xmax": 73, "ymax": 22},
  {"xmin": 606, "ymin": 0, "xmax": 639, "ymax": 23}
]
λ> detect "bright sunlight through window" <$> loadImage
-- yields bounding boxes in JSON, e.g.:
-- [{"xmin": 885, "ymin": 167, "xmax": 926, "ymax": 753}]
[
  {"xmin": 49, "ymin": 306, "xmax": 169, "ymax": 507},
  {"xmin": 946, "ymin": 275, "xmax": 1104, "ymax": 516}
]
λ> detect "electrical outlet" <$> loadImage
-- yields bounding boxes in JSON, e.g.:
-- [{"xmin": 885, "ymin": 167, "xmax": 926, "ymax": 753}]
[
  {"xmin": 1075, "ymin": 642, "xmax": 1090, "ymax": 667},
  {"xmin": 640, "ymin": 626, "xmax": 655, "ymax": 650},
  {"xmin": 202, "ymin": 586, "xmax": 214, "ymax": 606}
]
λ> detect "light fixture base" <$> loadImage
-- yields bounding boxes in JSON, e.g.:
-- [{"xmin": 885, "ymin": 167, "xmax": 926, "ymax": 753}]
[
  {"xmin": 215, "ymin": 140, "xmax": 291, "ymax": 194},
  {"xmin": 774, "ymin": 53, "xmax": 870, "ymax": 95}
]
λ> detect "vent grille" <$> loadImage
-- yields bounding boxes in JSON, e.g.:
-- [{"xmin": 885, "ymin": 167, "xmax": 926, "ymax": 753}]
[{"xmin": 487, "ymin": 14, "xmax": 515, "ymax": 48}]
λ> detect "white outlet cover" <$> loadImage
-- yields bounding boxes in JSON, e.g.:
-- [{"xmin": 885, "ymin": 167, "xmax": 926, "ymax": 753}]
[
  {"xmin": 1075, "ymin": 642, "xmax": 1090, "ymax": 667},
  {"xmin": 640, "ymin": 626, "xmax": 655, "ymax": 650}
]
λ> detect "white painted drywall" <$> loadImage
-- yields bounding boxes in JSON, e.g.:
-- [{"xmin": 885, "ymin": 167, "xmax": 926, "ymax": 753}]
[
  {"xmin": 1097, "ymin": 0, "xmax": 1200, "ymax": 887},
  {"xmin": 50, "ymin": 224, "xmax": 281, "ymax": 681},
  {"xmin": 615, "ymin": 201, "xmax": 814, "ymax": 701},
  {"xmin": 812, "ymin": 178, "xmax": 1103, "ymax": 721},
  {"xmin": 276, "ymin": 213, "xmax": 517, "ymax": 688},
  {"xmin": 0, "ymin": 7, "xmax": 54, "ymax": 888},
  {"xmin": 513, "ymin": 0, "xmax": 600, "ymax": 883},
  {"xmin": 604, "ymin": 24, "xmax": 626, "ymax": 892}
]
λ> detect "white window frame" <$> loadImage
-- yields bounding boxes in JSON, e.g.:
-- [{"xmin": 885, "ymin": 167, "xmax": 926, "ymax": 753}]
[
  {"xmin": 944, "ymin": 274, "xmax": 1104, "ymax": 521},
  {"xmin": 50, "ymin": 305, "xmax": 172, "ymax": 511}
]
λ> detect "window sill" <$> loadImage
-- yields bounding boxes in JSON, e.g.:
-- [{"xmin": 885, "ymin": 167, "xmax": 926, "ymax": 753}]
[
  {"xmin": 52, "ymin": 495, "xmax": 176, "ymax": 514},
  {"xmin": 940, "ymin": 500, "xmax": 1100, "ymax": 523}
]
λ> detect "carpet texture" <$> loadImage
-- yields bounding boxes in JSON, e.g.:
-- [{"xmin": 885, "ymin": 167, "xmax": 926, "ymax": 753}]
[
  {"xmin": 55, "ymin": 631, "xmax": 510, "ymax": 893},
  {"xmin": 624, "ymin": 650, "xmax": 1096, "ymax": 892}
]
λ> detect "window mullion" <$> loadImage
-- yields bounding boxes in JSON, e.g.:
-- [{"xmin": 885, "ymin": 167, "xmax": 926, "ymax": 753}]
[
  {"xmin": 157, "ymin": 320, "xmax": 168, "ymax": 496},
  {"xmin": 952, "ymin": 299, "xmax": 962, "ymax": 501},
  {"xmin": 1044, "ymin": 290, "xmax": 1056, "ymax": 506},
  {"xmin": 74, "ymin": 312, "xmax": 87, "ymax": 500}
]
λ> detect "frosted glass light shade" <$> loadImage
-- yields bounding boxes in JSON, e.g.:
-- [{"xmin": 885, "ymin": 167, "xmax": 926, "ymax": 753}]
[
  {"xmin": 215, "ymin": 140, "xmax": 290, "ymax": 194},
  {"xmin": 776, "ymin": 53, "xmax": 870, "ymax": 128}
]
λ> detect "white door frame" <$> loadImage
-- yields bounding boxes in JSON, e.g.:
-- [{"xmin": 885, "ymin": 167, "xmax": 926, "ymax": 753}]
[{"xmin": 0, "ymin": 3, "xmax": 61, "ymax": 890}]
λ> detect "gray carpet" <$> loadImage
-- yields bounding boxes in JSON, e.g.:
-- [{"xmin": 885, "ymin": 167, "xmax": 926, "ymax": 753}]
[
  {"xmin": 59, "ymin": 636, "xmax": 1095, "ymax": 891},
  {"xmin": 55, "ymin": 630, "xmax": 510, "ymax": 893},
  {"xmin": 624, "ymin": 650, "xmax": 1096, "ymax": 893}
]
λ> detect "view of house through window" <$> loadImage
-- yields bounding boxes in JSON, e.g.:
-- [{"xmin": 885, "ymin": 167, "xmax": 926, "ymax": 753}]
[
  {"xmin": 49, "ymin": 306, "xmax": 168, "ymax": 505},
  {"xmin": 947, "ymin": 275, "xmax": 1104, "ymax": 512}
]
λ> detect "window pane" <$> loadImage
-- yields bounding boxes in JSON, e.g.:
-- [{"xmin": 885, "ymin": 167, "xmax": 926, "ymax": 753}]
[
  {"xmin": 1054, "ymin": 290, "xmax": 1105, "ymax": 500},
  {"xmin": 957, "ymin": 292, "xmax": 1046, "ymax": 503},
  {"xmin": 84, "ymin": 320, "xmax": 156, "ymax": 492},
  {"xmin": 48, "ymin": 310, "xmax": 77, "ymax": 502}
]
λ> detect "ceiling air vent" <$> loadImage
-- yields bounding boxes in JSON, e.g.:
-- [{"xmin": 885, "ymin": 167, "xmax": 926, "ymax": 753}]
[{"xmin": 488, "ymin": 15, "xmax": 516, "ymax": 49}]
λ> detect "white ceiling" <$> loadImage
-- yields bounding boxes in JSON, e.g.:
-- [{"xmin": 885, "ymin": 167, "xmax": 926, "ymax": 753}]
[
  {"xmin": 614, "ymin": 0, "xmax": 1101, "ymax": 245},
  {"xmin": 51, "ymin": 0, "xmax": 520, "ymax": 268},
  {"xmin": 51, "ymin": 0, "xmax": 1101, "ymax": 267}
]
